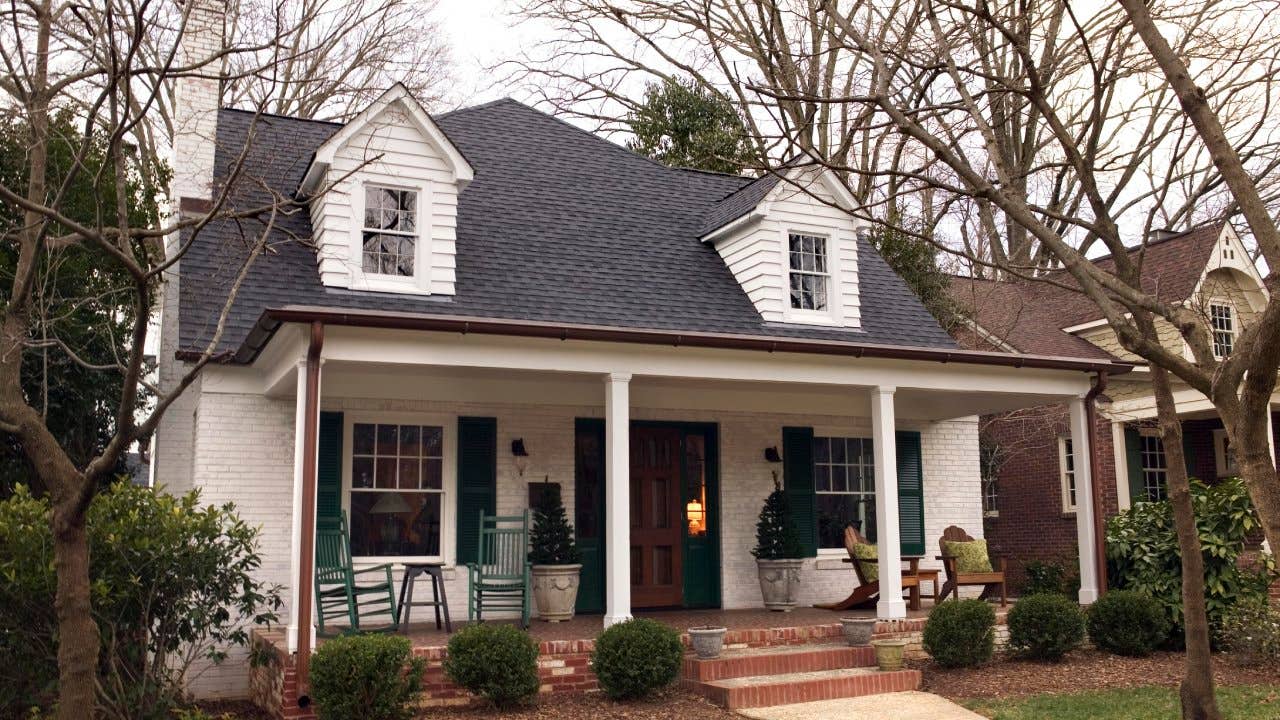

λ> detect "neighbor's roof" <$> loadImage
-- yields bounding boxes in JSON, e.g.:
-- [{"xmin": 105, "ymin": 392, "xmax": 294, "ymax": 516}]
[
  {"xmin": 948, "ymin": 224, "xmax": 1224, "ymax": 359},
  {"xmin": 177, "ymin": 99, "xmax": 959, "ymax": 358}
]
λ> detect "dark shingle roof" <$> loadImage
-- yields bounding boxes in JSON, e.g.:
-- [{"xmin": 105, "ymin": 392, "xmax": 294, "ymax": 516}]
[
  {"xmin": 947, "ymin": 224, "xmax": 1223, "ymax": 359},
  {"xmin": 178, "ymin": 100, "xmax": 957, "ymax": 356},
  {"xmin": 698, "ymin": 174, "xmax": 781, "ymax": 236}
]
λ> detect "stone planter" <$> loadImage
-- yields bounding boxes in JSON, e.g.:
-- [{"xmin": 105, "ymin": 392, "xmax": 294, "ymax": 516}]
[
  {"xmin": 688, "ymin": 626, "xmax": 728, "ymax": 659},
  {"xmin": 531, "ymin": 564, "xmax": 582, "ymax": 622},
  {"xmin": 840, "ymin": 617, "xmax": 877, "ymax": 646},
  {"xmin": 756, "ymin": 558, "xmax": 804, "ymax": 611},
  {"xmin": 870, "ymin": 638, "xmax": 909, "ymax": 671}
]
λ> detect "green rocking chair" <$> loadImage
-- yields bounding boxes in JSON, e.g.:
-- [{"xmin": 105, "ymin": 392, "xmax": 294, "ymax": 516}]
[
  {"xmin": 314, "ymin": 512, "xmax": 400, "ymax": 636},
  {"xmin": 466, "ymin": 510, "xmax": 532, "ymax": 629}
]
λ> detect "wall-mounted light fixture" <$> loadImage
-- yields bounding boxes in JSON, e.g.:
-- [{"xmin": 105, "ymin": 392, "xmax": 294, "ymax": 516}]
[
  {"xmin": 764, "ymin": 446, "xmax": 782, "ymax": 487},
  {"xmin": 511, "ymin": 438, "xmax": 529, "ymax": 477}
]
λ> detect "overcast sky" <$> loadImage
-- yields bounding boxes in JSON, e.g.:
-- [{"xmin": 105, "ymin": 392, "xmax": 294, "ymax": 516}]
[{"xmin": 434, "ymin": 0, "xmax": 534, "ymax": 107}]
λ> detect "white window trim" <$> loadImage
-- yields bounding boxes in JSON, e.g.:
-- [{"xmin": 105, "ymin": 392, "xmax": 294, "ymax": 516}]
[
  {"xmin": 1057, "ymin": 435, "xmax": 1077, "ymax": 513},
  {"xmin": 341, "ymin": 410, "xmax": 457, "ymax": 566},
  {"xmin": 1137, "ymin": 427, "xmax": 1168, "ymax": 502},
  {"xmin": 1209, "ymin": 300, "xmax": 1235, "ymax": 359},
  {"xmin": 1213, "ymin": 428, "xmax": 1238, "ymax": 477},
  {"xmin": 781, "ymin": 226, "xmax": 844, "ymax": 326},
  {"xmin": 348, "ymin": 179, "xmax": 433, "ymax": 295},
  {"xmin": 813, "ymin": 433, "xmax": 876, "ymax": 554}
]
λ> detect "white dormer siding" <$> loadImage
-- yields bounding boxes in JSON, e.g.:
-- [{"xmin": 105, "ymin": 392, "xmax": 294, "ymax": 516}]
[
  {"xmin": 303, "ymin": 86, "xmax": 472, "ymax": 296},
  {"xmin": 707, "ymin": 168, "xmax": 863, "ymax": 327}
]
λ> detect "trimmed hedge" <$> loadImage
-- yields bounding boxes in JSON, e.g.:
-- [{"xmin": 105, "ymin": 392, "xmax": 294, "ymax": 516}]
[
  {"xmin": 1086, "ymin": 590, "xmax": 1170, "ymax": 657},
  {"xmin": 1006, "ymin": 593, "xmax": 1084, "ymax": 661},
  {"xmin": 923, "ymin": 599, "xmax": 995, "ymax": 668},
  {"xmin": 590, "ymin": 619, "xmax": 684, "ymax": 699},
  {"xmin": 443, "ymin": 624, "xmax": 540, "ymax": 707},
  {"xmin": 310, "ymin": 634, "xmax": 425, "ymax": 720}
]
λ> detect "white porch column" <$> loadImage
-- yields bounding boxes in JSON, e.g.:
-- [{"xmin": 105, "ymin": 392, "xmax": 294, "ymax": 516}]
[
  {"xmin": 871, "ymin": 386, "xmax": 906, "ymax": 619},
  {"xmin": 1069, "ymin": 395, "xmax": 1100, "ymax": 604},
  {"xmin": 287, "ymin": 359, "xmax": 322, "ymax": 652},
  {"xmin": 604, "ymin": 372, "xmax": 632, "ymax": 627}
]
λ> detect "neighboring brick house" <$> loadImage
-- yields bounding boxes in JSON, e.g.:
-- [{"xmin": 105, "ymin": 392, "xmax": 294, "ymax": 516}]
[
  {"xmin": 950, "ymin": 225, "xmax": 1278, "ymax": 591},
  {"xmin": 154, "ymin": 0, "xmax": 1127, "ymax": 705}
]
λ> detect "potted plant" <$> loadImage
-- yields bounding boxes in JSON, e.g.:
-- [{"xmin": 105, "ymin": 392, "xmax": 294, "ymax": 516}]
[
  {"xmin": 750, "ymin": 480, "xmax": 805, "ymax": 611},
  {"xmin": 840, "ymin": 617, "xmax": 877, "ymax": 646},
  {"xmin": 528, "ymin": 483, "xmax": 582, "ymax": 622},
  {"xmin": 688, "ymin": 626, "xmax": 728, "ymax": 659},
  {"xmin": 870, "ymin": 638, "xmax": 910, "ymax": 671}
]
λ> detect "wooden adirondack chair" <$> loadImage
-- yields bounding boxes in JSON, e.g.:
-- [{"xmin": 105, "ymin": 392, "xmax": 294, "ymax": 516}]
[
  {"xmin": 816, "ymin": 526, "xmax": 924, "ymax": 611},
  {"xmin": 314, "ymin": 512, "xmax": 400, "ymax": 636},
  {"xmin": 466, "ymin": 510, "xmax": 531, "ymax": 629},
  {"xmin": 936, "ymin": 525, "xmax": 1007, "ymax": 606}
]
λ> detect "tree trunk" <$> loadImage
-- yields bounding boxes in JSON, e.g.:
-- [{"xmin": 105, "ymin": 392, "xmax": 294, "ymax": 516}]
[
  {"xmin": 52, "ymin": 496, "xmax": 100, "ymax": 718},
  {"xmin": 1151, "ymin": 364, "xmax": 1221, "ymax": 720}
]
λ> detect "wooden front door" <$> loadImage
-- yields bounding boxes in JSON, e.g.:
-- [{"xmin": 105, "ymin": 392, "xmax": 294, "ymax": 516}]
[{"xmin": 630, "ymin": 426, "xmax": 684, "ymax": 607}]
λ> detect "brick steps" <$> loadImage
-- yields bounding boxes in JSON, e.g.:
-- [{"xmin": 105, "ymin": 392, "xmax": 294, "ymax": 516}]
[
  {"xmin": 689, "ymin": 667, "xmax": 922, "ymax": 709},
  {"xmin": 682, "ymin": 643, "xmax": 875, "ymax": 682}
]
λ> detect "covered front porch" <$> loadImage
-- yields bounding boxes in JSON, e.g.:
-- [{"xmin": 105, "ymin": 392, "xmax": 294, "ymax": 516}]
[{"xmin": 210, "ymin": 312, "xmax": 1119, "ymax": 669}]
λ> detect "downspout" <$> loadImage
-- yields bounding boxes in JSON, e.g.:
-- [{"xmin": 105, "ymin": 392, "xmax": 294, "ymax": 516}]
[
  {"xmin": 1085, "ymin": 372, "xmax": 1109, "ymax": 595},
  {"xmin": 296, "ymin": 321, "xmax": 324, "ymax": 707}
]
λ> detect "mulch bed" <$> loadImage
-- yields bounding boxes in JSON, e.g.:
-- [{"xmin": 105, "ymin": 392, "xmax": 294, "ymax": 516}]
[
  {"xmin": 195, "ymin": 699, "xmax": 274, "ymax": 719},
  {"xmin": 918, "ymin": 649, "xmax": 1280, "ymax": 701},
  {"xmin": 418, "ymin": 688, "xmax": 735, "ymax": 719}
]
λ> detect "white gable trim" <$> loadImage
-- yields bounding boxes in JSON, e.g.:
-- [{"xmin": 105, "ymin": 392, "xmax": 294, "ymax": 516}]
[
  {"xmin": 298, "ymin": 84, "xmax": 473, "ymax": 197},
  {"xmin": 1191, "ymin": 224, "xmax": 1268, "ymax": 309}
]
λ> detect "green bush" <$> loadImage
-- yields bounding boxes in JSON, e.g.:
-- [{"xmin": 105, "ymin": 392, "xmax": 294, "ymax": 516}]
[
  {"xmin": 1086, "ymin": 590, "xmax": 1170, "ymax": 657},
  {"xmin": 1021, "ymin": 559, "xmax": 1079, "ymax": 597},
  {"xmin": 0, "ymin": 483, "xmax": 282, "ymax": 719},
  {"xmin": 310, "ymin": 634, "xmax": 424, "ymax": 720},
  {"xmin": 1219, "ymin": 595, "xmax": 1280, "ymax": 667},
  {"xmin": 1006, "ymin": 593, "xmax": 1084, "ymax": 661},
  {"xmin": 1106, "ymin": 477, "xmax": 1275, "ymax": 640},
  {"xmin": 442, "ymin": 624, "xmax": 539, "ymax": 707},
  {"xmin": 590, "ymin": 619, "xmax": 684, "ymax": 699},
  {"xmin": 923, "ymin": 599, "xmax": 995, "ymax": 668}
]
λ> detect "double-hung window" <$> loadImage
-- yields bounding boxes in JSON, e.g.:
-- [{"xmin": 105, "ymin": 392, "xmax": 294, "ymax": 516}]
[
  {"xmin": 1139, "ymin": 431, "xmax": 1168, "ymax": 502},
  {"xmin": 1210, "ymin": 303, "xmax": 1234, "ymax": 358},
  {"xmin": 1058, "ymin": 436, "xmax": 1077, "ymax": 512},
  {"xmin": 789, "ymin": 232, "xmax": 829, "ymax": 311},
  {"xmin": 350, "ymin": 422, "xmax": 444, "ymax": 558},
  {"xmin": 362, "ymin": 185, "xmax": 418, "ymax": 277},
  {"xmin": 813, "ymin": 436, "xmax": 875, "ymax": 549}
]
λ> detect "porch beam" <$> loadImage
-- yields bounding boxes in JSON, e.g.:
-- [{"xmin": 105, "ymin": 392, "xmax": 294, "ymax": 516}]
[
  {"xmin": 871, "ymin": 386, "xmax": 906, "ymax": 619},
  {"xmin": 1069, "ymin": 395, "xmax": 1100, "ymax": 604},
  {"xmin": 604, "ymin": 372, "xmax": 632, "ymax": 627}
]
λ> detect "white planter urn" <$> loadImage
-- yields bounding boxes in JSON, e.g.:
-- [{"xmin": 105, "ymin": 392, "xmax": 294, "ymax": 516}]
[
  {"xmin": 756, "ymin": 558, "xmax": 804, "ymax": 611},
  {"xmin": 531, "ymin": 564, "xmax": 582, "ymax": 622}
]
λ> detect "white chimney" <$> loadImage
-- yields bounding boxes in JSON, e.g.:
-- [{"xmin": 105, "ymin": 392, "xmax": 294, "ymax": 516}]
[{"xmin": 170, "ymin": 0, "xmax": 225, "ymax": 206}]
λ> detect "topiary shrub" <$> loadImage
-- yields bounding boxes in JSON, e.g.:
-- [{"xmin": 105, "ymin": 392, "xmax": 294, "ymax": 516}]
[
  {"xmin": 590, "ymin": 618, "xmax": 684, "ymax": 699},
  {"xmin": 1021, "ymin": 558, "xmax": 1080, "ymax": 598},
  {"xmin": 922, "ymin": 599, "xmax": 995, "ymax": 668},
  {"xmin": 310, "ymin": 634, "xmax": 425, "ymax": 720},
  {"xmin": 1219, "ymin": 595, "xmax": 1280, "ymax": 667},
  {"xmin": 1006, "ymin": 593, "xmax": 1084, "ymax": 661},
  {"xmin": 443, "ymin": 624, "xmax": 539, "ymax": 707},
  {"xmin": 1086, "ymin": 590, "xmax": 1170, "ymax": 657},
  {"xmin": 1106, "ymin": 477, "xmax": 1275, "ymax": 639}
]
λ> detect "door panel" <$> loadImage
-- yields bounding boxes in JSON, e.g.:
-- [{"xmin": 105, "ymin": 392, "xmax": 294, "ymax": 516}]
[
  {"xmin": 574, "ymin": 420, "xmax": 606, "ymax": 613},
  {"xmin": 630, "ymin": 427, "xmax": 684, "ymax": 607}
]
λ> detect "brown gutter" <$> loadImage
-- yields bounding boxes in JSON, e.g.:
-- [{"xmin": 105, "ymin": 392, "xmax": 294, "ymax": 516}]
[
  {"xmin": 212, "ymin": 306, "xmax": 1133, "ymax": 375},
  {"xmin": 295, "ymin": 321, "xmax": 323, "ymax": 708},
  {"xmin": 1084, "ymin": 372, "xmax": 1109, "ymax": 596}
]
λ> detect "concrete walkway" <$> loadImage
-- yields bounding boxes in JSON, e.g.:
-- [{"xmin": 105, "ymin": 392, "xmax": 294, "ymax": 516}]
[{"xmin": 736, "ymin": 691, "xmax": 985, "ymax": 720}]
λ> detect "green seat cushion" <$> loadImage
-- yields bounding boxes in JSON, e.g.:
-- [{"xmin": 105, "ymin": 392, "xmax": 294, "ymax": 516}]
[
  {"xmin": 944, "ymin": 539, "xmax": 993, "ymax": 574},
  {"xmin": 849, "ymin": 542, "xmax": 879, "ymax": 582}
]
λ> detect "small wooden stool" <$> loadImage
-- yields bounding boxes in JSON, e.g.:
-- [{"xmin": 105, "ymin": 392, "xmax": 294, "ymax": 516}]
[{"xmin": 398, "ymin": 563, "xmax": 452, "ymax": 633}]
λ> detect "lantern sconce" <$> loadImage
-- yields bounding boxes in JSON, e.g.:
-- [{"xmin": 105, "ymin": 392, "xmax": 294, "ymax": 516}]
[
  {"xmin": 511, "ymin": 438, "xmax": 529, "ymax": 477},
  {"xmin": 764, "ymin": 446, "xmax": 782, "ymax": 485}
]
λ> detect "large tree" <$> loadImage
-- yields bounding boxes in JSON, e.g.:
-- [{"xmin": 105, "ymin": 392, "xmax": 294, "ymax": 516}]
[{"xmin": 625, "ymin": 76, "xmax": 756, "ymax": 174}]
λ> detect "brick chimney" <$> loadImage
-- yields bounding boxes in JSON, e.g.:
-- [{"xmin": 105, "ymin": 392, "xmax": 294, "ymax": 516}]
[{"xmin": 170, "ymin": 0, "xmax": 225, "ymax": 206}]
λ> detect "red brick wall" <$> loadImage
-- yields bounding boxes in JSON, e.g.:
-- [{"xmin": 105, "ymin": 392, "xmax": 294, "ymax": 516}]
[{"xmin": 980, "ymin": 402, "xmax": 1119, "ymax": 592}]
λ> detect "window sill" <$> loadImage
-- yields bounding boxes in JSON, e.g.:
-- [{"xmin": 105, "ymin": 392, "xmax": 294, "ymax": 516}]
[
  {"xmin": 983, "ymin": 510, "xmax": 999, "ymax": 519},
  {"xmin": 347, "ymin": 274, "xmax": 431, "ymax": 296}
]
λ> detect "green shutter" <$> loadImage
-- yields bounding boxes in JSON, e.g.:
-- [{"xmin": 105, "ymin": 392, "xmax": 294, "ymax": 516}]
[
  {"xmin": 895, "ymin": 431, "xmax": 925, "ymax": 557},
  {"xmin": 1181, "ymin": 429, "xmax": 1197, "ymax": 480},
  {"xmin": 782, "ymin": 426, "xmax": 818, "ymax": 557},
  {"xmin": 456, "ymin": 416, "xmax": 497, "ymax": 565},
  {"xmin": 1125, "ymin": 427, "xmax": 1145, "ymax": 504},
  {"xmin": 316, "ymin": 411, "xmax": 343, "ymax": 522}
]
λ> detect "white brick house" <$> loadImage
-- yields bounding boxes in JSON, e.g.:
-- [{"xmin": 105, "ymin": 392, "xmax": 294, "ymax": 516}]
[{"xmin": 155, "ymin": 5, "xmax": 1126, "ymax": 701}]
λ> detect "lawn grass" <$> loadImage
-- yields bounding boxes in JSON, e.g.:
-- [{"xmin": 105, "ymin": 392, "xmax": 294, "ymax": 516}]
[{"xmin": 963, "ymin": 685, "xmax": 1280, "ymax": 720}]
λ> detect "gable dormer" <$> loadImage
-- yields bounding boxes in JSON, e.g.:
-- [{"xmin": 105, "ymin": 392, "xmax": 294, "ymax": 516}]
[
  {"xmin": 299, "ymin": 85, "xmax": 473, "ymax": 295},
  {"xmin": 701, "ymin": 167, "xmax": 865, "ymax": 327}
]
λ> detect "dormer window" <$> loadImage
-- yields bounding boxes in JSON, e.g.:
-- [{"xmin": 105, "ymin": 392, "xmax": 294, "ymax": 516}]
[
  {"xmin": 789, "ymin": 232, "xmax": 829, "ymax": 311},
  {"xmin": 362, "ymin": 186, "xmax": 417, "ymax": 277},
  {"xmin": 1210, "ymin": 302, "xmax": 1234, "ymax": 358}
]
